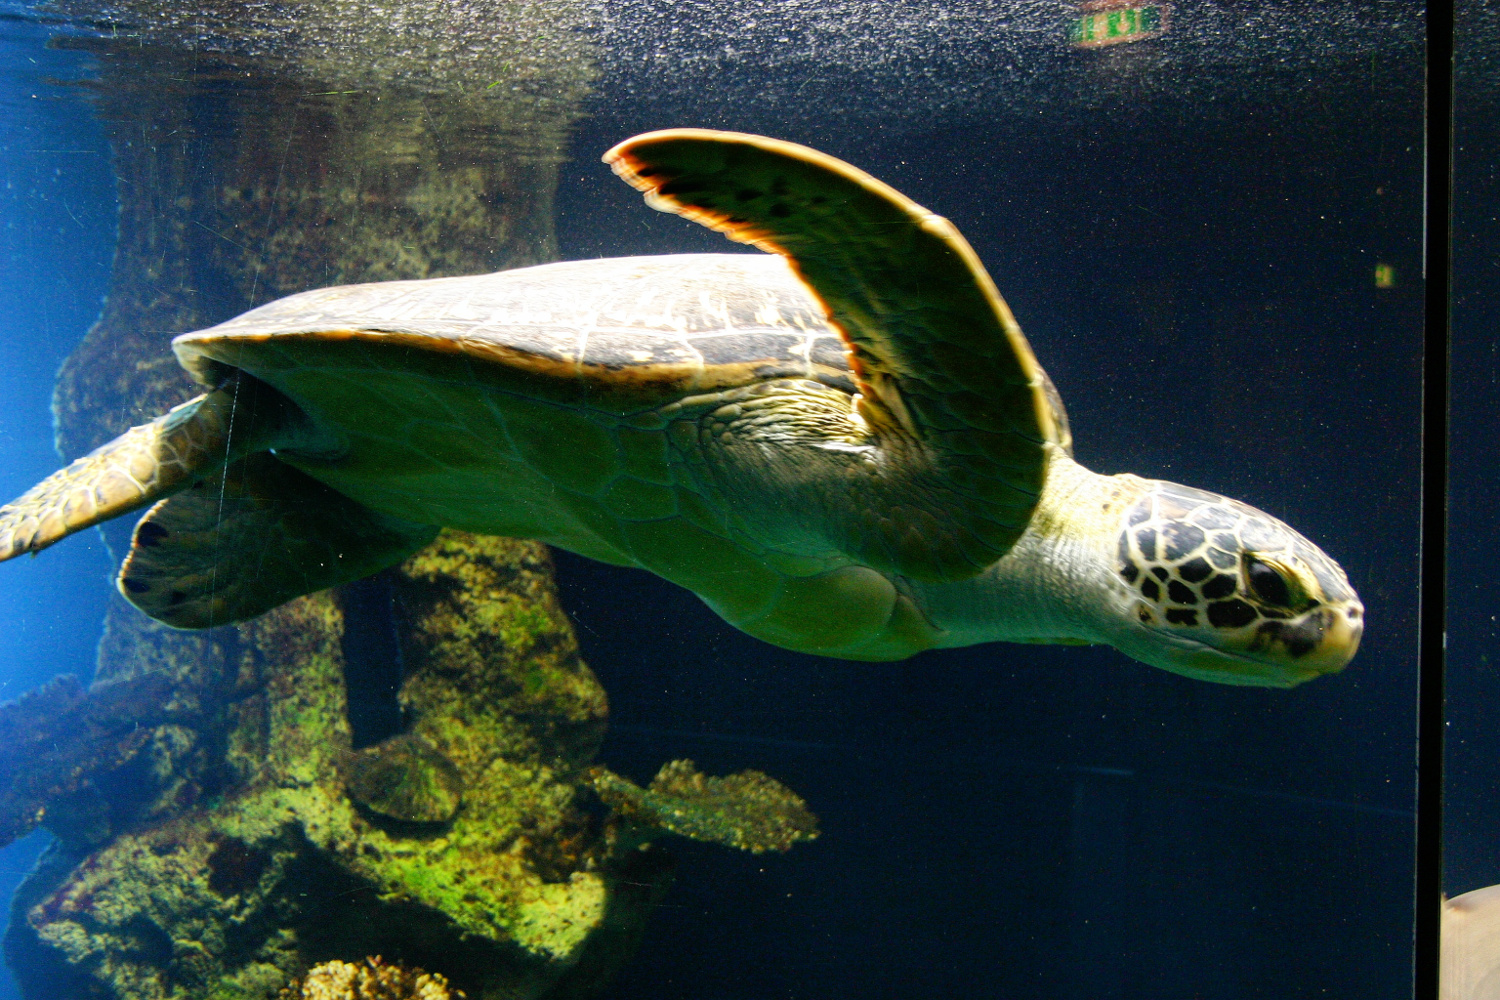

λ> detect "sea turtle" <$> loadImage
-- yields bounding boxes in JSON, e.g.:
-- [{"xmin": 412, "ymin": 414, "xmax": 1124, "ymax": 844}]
[{"xmin": 0, "ymin": 130, "xmax": 1362, "ymax": 686}]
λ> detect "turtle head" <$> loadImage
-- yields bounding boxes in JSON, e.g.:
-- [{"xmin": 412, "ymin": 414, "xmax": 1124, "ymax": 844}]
[{"xmin": 1109, "ymin": 481, "xmax": 1363, "ymax": 687}]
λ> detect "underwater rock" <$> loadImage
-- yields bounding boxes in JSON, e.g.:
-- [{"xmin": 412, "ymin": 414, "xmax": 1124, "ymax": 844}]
[
  {"xmin": 4, "ymin": 531, "xmax": 817, "ymax": 1000},
  {"xmin": 591, "ymin": 760, "xmax": 821, "ymax": 854},
  {"xmin": 0, "ymin": 672, "xmax": 184, "ymax": 849},
  {"xmin": 340, "ymin": 734, "xmax": 464, "ymax": 826},
  {"xmin": 281, "ymin": 957, "xmax": 464, "ymax": 1000},
  {"xmin": 7, "ymin": 546, "xmax": 656, "ymax": 1000}
]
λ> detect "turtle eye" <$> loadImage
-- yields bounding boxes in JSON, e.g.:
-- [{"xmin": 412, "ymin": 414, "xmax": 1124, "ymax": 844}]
[
  {"xmin": 1242, "ymin": 552, "xmax": 1317, "ymax": 612},
  {"xmin": 1246, "ymin": 557, "xmax": 1289, "ymax": 606}
]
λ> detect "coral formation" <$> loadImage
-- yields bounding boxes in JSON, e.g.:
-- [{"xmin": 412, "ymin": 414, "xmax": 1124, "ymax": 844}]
[{"xmin": 281, "ymin": 957, "xmax": 463, "ymax": 1000}]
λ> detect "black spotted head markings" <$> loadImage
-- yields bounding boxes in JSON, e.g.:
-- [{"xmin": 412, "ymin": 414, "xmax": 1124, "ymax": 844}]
[{"xmin": 1115, "ymin": 483, "xmax": 1357, "ymax": 660}]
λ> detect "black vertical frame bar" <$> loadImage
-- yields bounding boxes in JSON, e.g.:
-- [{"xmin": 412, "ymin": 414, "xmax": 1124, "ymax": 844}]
[{"xmin": 1416, "ymin": 3, "xmax": 1454, "ymax": 997}]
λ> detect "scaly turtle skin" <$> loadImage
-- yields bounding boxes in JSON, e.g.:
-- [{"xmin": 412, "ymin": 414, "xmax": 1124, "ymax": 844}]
[{"xmin": 0, "ymin": 130, "xmax": 1362, "ymax": 686}]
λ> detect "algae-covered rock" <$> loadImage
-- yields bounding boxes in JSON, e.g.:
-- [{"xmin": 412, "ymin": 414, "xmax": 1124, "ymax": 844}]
[
  {"xmin": 2, "ymin": 7, "xmax": 818, "ymax": 997},
  {"xmin": 8, "ymin": 541, "xmax": 665, "ymax": 1000},
  {"xmin": 341, "ymin": 735, "xmax": 464, "ymax": 826},
  {"xmin": 591, "ymin": 760, "xmax": 821, "ymax": 855},
  {"xmin": 0, "ymin": 673, "xmax": 182, "ymax": 848}
]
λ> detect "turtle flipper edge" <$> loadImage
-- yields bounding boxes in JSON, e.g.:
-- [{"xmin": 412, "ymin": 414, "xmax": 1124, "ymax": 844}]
[
  {"xmin": 119, "ymin": 452, "xmax": 438, "ymax": 629},
  {"xmin": 0, "ymin": 374, "xmax": 330, "ymax": 565},
  {"xmin": 0, "ymin": 381, "xmax": 257, "ymax": 563},
  {"xmin": 605, "ymin": 129, "xmax": 1064, "ymax": 582}
]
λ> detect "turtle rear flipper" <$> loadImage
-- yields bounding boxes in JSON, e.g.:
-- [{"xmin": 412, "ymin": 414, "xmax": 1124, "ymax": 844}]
[
  {"xmin": 606, "ymin": 130, "xmax": 1065, "ymax": 582},
  {"xmin": 0, "ymin": 375, "xmax": 312, "ymax": 563},
  {"xmin": 120, "ymin": 452, "xmax": 437, "ymax": 629}
]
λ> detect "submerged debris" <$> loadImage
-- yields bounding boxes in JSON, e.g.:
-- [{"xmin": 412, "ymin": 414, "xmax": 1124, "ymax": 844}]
[
  {"xmin": 281, "ymin": 957, "xmax": 464, "ymax": 1000},
  {"xmin": 591, "ymin": 760, "xmax": 820, "ymax": 854}
]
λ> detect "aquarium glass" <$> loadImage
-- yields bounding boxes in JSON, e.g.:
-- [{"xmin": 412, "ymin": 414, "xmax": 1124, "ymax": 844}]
[
  {"xmin": 1447, "ymin": 0, "xmax": 1496, "ymax": 909},
  {"xmin": 0, "ymin": 2, "xmax": 1426, "ymax": 999}
]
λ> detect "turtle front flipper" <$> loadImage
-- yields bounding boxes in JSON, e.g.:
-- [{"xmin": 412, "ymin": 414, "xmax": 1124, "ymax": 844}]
[
  {"xmin": 0, "ymin": 376, "xmax": 293, "ymax": 562},
  {"xmin": 120, "ymin": 453, "xmax": 438, "ymax": 628},
  {"xmin": 605, "ymin": 130, "xmax": 1065, "ymax": 582}
]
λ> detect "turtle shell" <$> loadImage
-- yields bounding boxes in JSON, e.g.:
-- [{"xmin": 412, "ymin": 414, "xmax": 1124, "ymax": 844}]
[{"xmin": 174, "ymin": 254, "xmax": 859, "ymax": 412}]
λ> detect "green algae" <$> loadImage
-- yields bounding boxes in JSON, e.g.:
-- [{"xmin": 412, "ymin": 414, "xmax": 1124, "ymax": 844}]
[
  {"xmin": 6, "ymin": 529, "xmax": 819, "ymax": 999},
  {"xmin": 341, "ymin": 735, "xmax": 464, "ymax": 825}
]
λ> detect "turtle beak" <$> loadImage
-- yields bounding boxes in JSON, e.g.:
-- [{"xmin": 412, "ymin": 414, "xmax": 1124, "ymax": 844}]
[
  {"xmin": 1298, "ymin": 601, "xmax": 1364, "ymax": 677},
  {"xmin": 1127, "ymin": 599, "xmax": 1365, "ymax": 688},
  {"xmin": 1223, "ymin": 602, "xmax": 1365, "ymax": 686}
]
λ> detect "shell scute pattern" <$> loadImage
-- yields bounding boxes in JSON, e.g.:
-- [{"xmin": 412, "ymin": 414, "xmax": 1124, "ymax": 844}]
[
  {"xmin": 484, "ymin": 329, "xmax": 579, "ymax": 367},
  {"xmin": 183, "ymin": 256, "xmax": 856, "ymax": 412},
  {"xmin": 580, "ymin": 330, "xmax": 694, "ymax": 369},
  {"xmin": 1200, "ymin": 571, "xmax": 1236, "ymax": 600},
  {"xmin": 696, "ymin": 332, "xmax": 805, "ymax": 368},
  {"xmin": 1177, "ymin": 557, "xmax": 1213, "ymax": 583},
  {"xmin": 1240, "ymin": 517, "xmax": 1290, "ymax": 553},
  {"xmin": 215, "ymin": 262, "xmax": 868, "ymax": 591},
  {"xmin": 1191, "ymin": 505, "xmax": 1238, "ymax": 531},
  {"xmin": 1160, "ymin": 522, "xmax": 1203, "ymax": 561}
]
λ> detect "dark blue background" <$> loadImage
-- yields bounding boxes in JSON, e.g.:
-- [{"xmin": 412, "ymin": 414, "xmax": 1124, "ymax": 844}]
[
  {"xmin": 552, "ymin": 27, "xmax": 1424, "ymax": 1000},
  {"xmin": 1445, "ymin": 0, "xmax": 1500, "ymax": 903}
]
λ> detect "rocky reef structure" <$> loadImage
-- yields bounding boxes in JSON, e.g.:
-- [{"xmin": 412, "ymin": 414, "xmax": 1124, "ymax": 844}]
[
  {"xmin": 1, "ymin": 6, "xmax": 817, "ymax": 998},
  {"xmin": 6, "ymin": 533, "xmax": 704, "ymax": 999},
  {"xmin": 0, "ymin": 672, "xmax": 184, "ymax": 847}
]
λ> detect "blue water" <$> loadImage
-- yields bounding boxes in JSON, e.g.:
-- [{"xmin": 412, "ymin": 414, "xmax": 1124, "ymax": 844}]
[
  {"xmin": 0, "ymin": 14, "xmax": 114, "ymax": 1000},
  {"xmin": 0, "ymin": 2, "xmax": 1432, "ymax": 998}
]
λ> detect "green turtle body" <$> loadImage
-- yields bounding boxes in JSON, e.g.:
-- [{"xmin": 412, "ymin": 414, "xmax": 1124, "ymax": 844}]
[{"xmin": 0, "ymin": 130, "xmax": 1363, "ymax": 685}]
